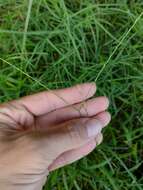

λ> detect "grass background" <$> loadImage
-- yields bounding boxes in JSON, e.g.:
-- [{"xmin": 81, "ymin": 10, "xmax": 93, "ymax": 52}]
[{"xmin": 0, "ymin": 0, "xmax": 143, "ymax": 189}]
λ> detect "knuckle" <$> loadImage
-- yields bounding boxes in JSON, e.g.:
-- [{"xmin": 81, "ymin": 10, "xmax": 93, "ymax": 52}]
[
  {"xmin": 0, "ymin": 102, "xmax": 35, "ymax": 137},
  {"xmin": 66, "ymin": 120, "xmax": 87, "ymax": 145},
  {"xmin": 77, "ymin": 101, "xmax": 89, "ymax": 117}
]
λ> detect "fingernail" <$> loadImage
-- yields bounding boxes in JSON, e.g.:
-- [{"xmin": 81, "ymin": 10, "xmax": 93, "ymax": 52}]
[
  {"xmin": 95, "ymin": 133, "xmax": 103, "ymax": 145},
  {"xmin": 86, "ymin": 119, "xmax": 102, "ymax": 137}
]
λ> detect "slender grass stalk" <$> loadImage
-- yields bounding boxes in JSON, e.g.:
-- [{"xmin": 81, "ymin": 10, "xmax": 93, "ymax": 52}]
[
  {"xmin": 22, "ymin": 0, "xmax": 33, "ymax": 55},
  {"xmin": 95, "ymin": 11, "xmax": 143, "ymax": 81}
]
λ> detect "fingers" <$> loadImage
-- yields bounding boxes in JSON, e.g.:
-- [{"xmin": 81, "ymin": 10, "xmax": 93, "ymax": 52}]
[
  {"xmin": 95, "ymin": 111, "xmax": 111, "ymax": 127},
  {"xmin": 16, "ymin": 83, "xmax": 96, "ymax": 116},
  {"xmin": 44, "ymin": 112, "xmax": 110, "ymax": 157},
  {"xmin": 48, "ymin": 134, "xmax": 103, "ymax": 171},
  {"xmin": 48, "ymin": 140, "xmax": 96, "ymax": 171},
  {"xmin": 37, "ymin": 96, "xmax": 109, "ymax": 128},
  {"xmin": 95, "ymin": 133, "xmax": 103, "ymax": 145}
]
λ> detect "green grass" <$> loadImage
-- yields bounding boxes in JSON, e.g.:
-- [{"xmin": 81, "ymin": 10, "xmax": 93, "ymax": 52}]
[{"xmin": 0, "ymin": 0, "xmax": 143, "ymax": 189}]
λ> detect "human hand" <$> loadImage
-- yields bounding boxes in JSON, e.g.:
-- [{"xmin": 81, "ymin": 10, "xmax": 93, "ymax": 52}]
[{"xmin": 0, "ymin": 83, "xmax": 111, "ymax": 190}]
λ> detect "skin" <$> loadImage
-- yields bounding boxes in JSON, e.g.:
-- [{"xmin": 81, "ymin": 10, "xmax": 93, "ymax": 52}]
[{"xmin": 0, "ymin": 83, "xmax": 111, "ymax": 190}]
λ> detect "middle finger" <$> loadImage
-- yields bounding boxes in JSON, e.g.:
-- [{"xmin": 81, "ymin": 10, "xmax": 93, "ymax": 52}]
[{"xmin": 36, "ymin": 96, "xmax": 109, "ymax": 128}]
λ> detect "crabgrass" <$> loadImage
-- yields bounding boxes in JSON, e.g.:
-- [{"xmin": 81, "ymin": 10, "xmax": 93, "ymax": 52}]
[{"xmin": 0, "ymin": 0, "xmax": 143, "ymax": 189}]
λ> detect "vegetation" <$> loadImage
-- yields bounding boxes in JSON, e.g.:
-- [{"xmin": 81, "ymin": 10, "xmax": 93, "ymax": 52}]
[{"xmin": 0, "ymin": 0, "xmax": 143, "ymax": 189}]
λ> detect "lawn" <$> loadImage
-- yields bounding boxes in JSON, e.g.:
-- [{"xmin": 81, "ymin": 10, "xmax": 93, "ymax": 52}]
[{"xmin": 0, "ymin": 0, "xmax": 143, "ymax": 189}]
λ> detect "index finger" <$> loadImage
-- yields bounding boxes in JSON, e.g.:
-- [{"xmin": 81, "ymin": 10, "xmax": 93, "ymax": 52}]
[{"xmin": 17, "ymin": 83, "xmax": 96, "ymax": 116}]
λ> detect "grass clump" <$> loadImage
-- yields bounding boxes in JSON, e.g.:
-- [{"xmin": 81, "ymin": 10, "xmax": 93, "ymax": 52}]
[{"xmin": 0, "ymin": 0, "xmax": 143, "ymax": 189}]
